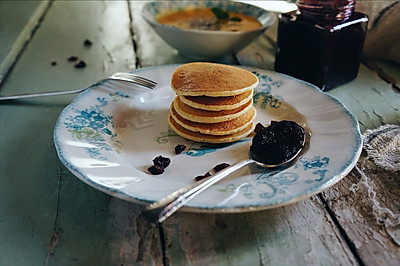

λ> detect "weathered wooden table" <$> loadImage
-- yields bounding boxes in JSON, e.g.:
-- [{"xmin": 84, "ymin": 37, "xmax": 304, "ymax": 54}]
[{"xmin": 1, "ymin": 1, "xmax": 399, "ymax": 265}]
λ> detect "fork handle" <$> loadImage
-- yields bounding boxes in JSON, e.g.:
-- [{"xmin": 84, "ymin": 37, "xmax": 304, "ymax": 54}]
[
  {"xmin": 141, "ymin": 159, "xmax": 255, "ymax": 224},
  {"xmin": 0, "ymin": 77, "xmax": 108, "ymax": 101},
  {"xmin": 0, "ymin": 87, "xmax": 87, "ymax": 101}
]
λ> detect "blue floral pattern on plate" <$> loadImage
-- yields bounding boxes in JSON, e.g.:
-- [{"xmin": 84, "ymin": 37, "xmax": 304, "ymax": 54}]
[{"xmin": 54, "ymin": 64, "xmax": 362, "ymax": 212}]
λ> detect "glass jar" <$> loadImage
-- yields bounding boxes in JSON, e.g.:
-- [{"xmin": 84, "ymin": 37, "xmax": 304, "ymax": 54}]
[{"xmin": 274, "ymin": 0, "xmax": 368, "ymax": 91}]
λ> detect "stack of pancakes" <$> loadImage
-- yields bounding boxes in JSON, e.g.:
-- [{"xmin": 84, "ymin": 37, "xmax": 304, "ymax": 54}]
[{"xmin": 168, "ymin": 62, "xmax": 258, "ymax": 143}]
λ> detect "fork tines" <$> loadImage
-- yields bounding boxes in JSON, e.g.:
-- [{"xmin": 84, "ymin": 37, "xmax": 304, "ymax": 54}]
[{"xmin": 113, "ymin": 72, "xmax": 157, "ymax": 89}]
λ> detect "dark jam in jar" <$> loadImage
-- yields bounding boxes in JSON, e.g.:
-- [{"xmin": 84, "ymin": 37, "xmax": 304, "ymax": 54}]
[
  {"xmin": 274, "ymin": 0, "xmax": 368, "ymax": 91},
  {"xmin": 250, "ymin": 121, "xmax": 305, "ymax": 165}
]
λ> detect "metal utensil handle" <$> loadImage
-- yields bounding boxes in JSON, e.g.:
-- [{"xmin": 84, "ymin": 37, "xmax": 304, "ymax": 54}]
[
  {"xmin": 0, "ymin": 73, "xmax": 156, "ymax": 101},
  {"xmin": 0, "ymin": 87, "xmax": 89, "ymax": 101},
  {"xmin": 142, "ymin": 159, "xmax": 255, "ymax": 224}
]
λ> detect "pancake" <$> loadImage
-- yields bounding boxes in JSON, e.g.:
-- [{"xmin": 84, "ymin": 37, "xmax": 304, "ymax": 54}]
[
  {"xmin": 171, "ymin": 62, "xmax": 259, "ymax": 97},
  {"xmin": 170, "ymin": 103, "xmax": 256, "ymax": 135},
  {"xmin": 179, "ymin": 90, "xmax": 253, "ymax": 111},
  {"xmin": 168, "ymin": 62, "xmax": 259, "ymax": 143},
  {"xmin": 173, "ymin": 96, "xmax": 253, "ymax": 123},
  {"xmin": 168, "ymin": 115, "xmax": 255, "ymax": 143}
]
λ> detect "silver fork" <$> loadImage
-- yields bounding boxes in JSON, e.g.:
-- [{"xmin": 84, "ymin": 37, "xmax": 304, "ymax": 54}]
[{"xmin": 0, "ymin": 72, "xmax": 157, "ymax": 101}]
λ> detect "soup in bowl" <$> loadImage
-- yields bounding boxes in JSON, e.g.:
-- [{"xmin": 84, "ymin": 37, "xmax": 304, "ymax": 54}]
[{"xmin": 142, "ymin": 1, "xmax": 276, "ymax": 59}]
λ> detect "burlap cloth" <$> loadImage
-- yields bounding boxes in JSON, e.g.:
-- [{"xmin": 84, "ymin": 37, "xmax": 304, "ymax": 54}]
[
  {"xmin": 357, "ymin": 1, "xmax": 400, "ymax": 64},
  {"xmin": 353, "ymin": 124, "xmax": 400, "ymax": 246},
  {"xmin": 363, "ymin": 124, "xmax": 400, "ymax": 172}
]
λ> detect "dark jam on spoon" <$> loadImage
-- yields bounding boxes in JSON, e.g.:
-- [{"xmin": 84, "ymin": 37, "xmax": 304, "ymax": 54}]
[{"xmin": 250, "ymin": 121, "xmax": 305, "ymax": 165}]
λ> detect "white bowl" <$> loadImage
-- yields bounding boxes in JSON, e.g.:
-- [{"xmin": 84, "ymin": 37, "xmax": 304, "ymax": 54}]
[{"xmin": 142, "ymin": 1, "xmax": 276, "ymax": 59}]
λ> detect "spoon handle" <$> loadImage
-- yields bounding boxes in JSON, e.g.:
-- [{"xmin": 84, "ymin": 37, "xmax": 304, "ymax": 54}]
[{"xmin": 141, "ymin": 159, "xmax": 255, "ymax": 224}]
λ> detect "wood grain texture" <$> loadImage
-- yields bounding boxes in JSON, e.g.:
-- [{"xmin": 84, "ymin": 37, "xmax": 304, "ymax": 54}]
[
  {"xmin": 0, "ymin": 0, "xmax": 42, "ymax": 60},
  {"xmin": 162, "ymin": 197, "xmax": 358, "ymax": 265},
  {"xmin": 329, "ymin": 65, "xmax": 400, "ymax": 133},
  {"xmin": 321, "ymin": 156, "xmax": 400, "ymax": 265},
  {"xmin": 0, "ymin": 0, "xmax": 51, "ymax": 83},
  {"xmin": 0, "ymin": 1, "xmax": 135, "ymax": 97},
  {"xmin": 0, "ymin": 1, "xmax": 154, "ymax": 265},
  {"xmin": 363, "ymin": 58, "xmax": 400, "ymax": 93}
]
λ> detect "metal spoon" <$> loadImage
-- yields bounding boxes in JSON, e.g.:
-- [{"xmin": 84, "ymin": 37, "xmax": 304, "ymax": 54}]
[{"xmin": 141, "ymin": 134, "xmax": 305, "ymax": 224}]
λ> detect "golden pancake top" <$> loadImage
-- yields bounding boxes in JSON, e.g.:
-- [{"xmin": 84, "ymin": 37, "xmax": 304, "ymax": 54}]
[{"xmin": 171, "ymin": 62, "xmax": 259, "ymax": 97}]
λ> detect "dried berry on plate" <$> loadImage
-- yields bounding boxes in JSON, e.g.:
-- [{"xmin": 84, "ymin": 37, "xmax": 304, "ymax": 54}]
[
  {"xmin": 194, "ymin": 171, "xmax": 211, "ymax": 181},
  {"xmin": 153, "ymin": 155, "xmax": 171, "ymax": 168},
  {"xmin": 67, "ymin": 55, "xmax": 78, "ymax": 62},
  {"xmin": 84, "ymin": 39, "xmax": 93, "ymax": 47},
  {"xmin": 194, "ymin": 163, "xmax": 230, "ymax": 181},
  {"xmin": 148, "ymin": 155, "xmax": 171, "ymax": 175},
  {"xmin": 148, "ymin": 165, "xmax": 165, "ymax": 175},
  {"xmin": 213, "ymin": 163, "xmax": 230, "ymax": 172},
  {"xmin": 74, "ymin": 60, "xmax": 86, "ymax": 68},
  {"xmin": 174, "ymin": 144, "xmax": 186, "ymax": 154}
]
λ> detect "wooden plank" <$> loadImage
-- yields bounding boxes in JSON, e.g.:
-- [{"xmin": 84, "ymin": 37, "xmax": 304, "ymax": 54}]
[
  {"xmin": 323, "ymin": 56, "xmax": 400, "ymax": 266},
  {"xmin": 0, "ymin": 2, "xmax": 136, "ymax": 98},
  {"xmin": 363, "ymin": 58, "xmax": 400, "ymax": 93},
  {"xmin": 0, "ymin": 0, "xmax": 51, "ymax": 84},
  {"xmin": 0, "ymin": 1, "xmax": 163, "ymax": 265},
  {"xmin": 0, "ymin": 0, "xmax": 42, "ymax": 63},
  {"xmin": 329, "ymin": 64, "xmax": 400, "ymax": 133},
  {"xmin": 162, "ymin": 197, "xmax": 358, "ymax": 265},
  {"xmin": 321, "ymin": 156, "xmax": 400, "ymax": 265}
]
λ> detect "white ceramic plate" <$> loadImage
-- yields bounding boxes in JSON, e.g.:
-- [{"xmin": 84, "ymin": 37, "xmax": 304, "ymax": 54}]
[{"xmin": 54, "ymin": 64, "xmax": 362, "ymax": 212}]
